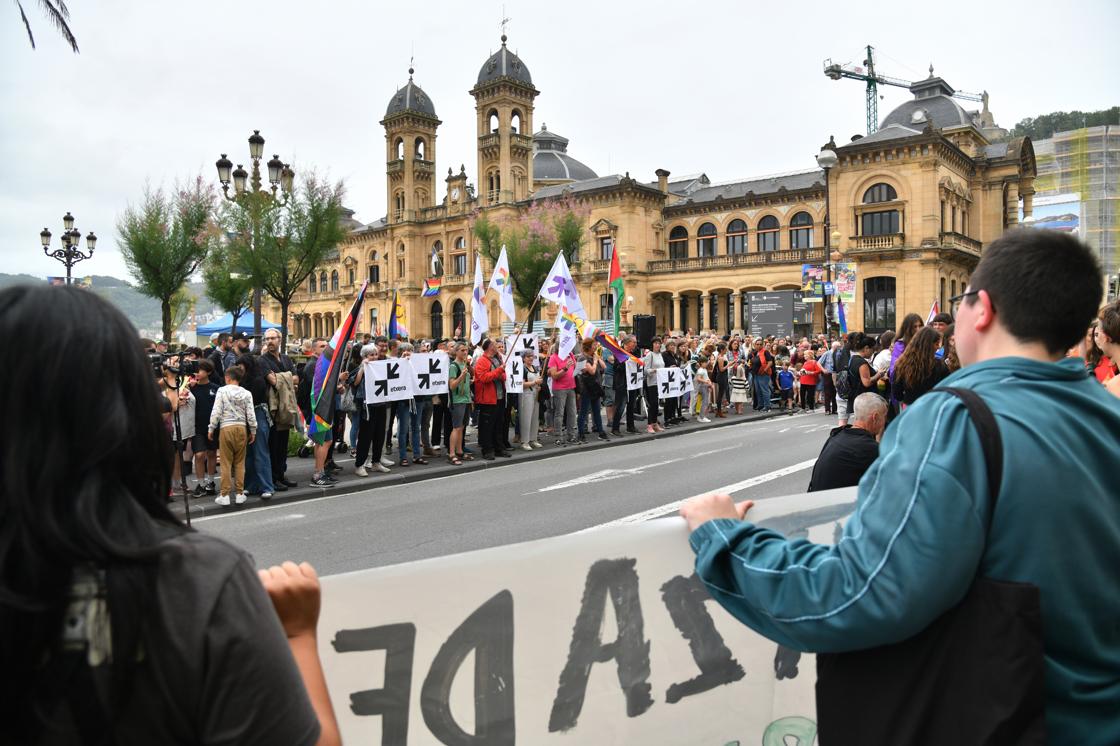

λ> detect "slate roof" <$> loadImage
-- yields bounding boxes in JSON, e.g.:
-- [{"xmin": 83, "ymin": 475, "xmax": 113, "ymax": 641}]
[
  {"xmin": 881, "ymin": 95, "xmax": 974, "ymax": 131},
  {"xmin": 385, "ymin": 75, "xmax": 437, "ymax": 118},
  {"xmin": 679, "ymin": 170, "xmax": 823, "ymax": 204},
  {"xmin": 982, "ymin": 142, "xmax": 1011, "ymax": 159},
  {"xmin": 534, "ymin": 151, "xmax": 598, "ymax": 181},
  {"xmin": 476, "ymin": 37, "xmax": 533, "ymax": 87},
  {"xmin": 531, "ymin": 175, "xmax": 627, "ymax": 200},
  {"xmin": 838, "ymin": 124, "xmax": 923, "ymax": 147}
]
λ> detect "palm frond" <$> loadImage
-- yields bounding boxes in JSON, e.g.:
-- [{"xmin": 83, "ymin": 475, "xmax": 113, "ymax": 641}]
[
  {"xmin": 16, "ymin": 1, "xmax": 36, "ymax": 48},
  {"xmin": 35, "ymin": 0, "xmax": 78, "ymax": 53}
]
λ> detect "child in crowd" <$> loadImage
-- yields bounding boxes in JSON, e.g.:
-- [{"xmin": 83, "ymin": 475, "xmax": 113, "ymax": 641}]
[
  {"xmin": 190, "ymin": 359, "xmax": 221, "ymax": 496},
  {"xmin": 694, "ymin": 355, "xmax": 715, "ymax": 423},
  {"xmin": 729, "ymin": 359, "xmax": 749, "ymax": 414},
  {"xmin": 207, "ymin": 364, "xmax": 257, "ymax": 506},
  {"xmin": 777, "ymin": 361, "xmax": 796, "ymax": 411}
]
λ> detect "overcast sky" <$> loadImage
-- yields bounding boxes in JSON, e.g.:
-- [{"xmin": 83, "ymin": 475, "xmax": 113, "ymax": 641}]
[{"xmin": 2, "ymin": 0, "xmax": 1117, "ymax": 279}]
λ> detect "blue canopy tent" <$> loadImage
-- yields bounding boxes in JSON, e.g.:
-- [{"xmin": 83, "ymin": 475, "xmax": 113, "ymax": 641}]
[{"xmin": 196, "ymin": 312, "xmax": 281, "ymax": 336}]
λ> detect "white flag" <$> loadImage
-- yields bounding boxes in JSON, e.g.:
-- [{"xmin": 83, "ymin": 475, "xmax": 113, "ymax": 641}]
[
  {"xmin": 557, "ymin": 309, "xmax": 579, "ymax": 359},
  {"xmin": 538, "ymin": 252, "xmax": 586, "ymax": 319},
  {"xmin": 470, "ymin": 255, "xmax": 489, "ymax": 345},
  {"xmin": 488, "ymin": 245, "xmax": 517, "ymax": 323}
]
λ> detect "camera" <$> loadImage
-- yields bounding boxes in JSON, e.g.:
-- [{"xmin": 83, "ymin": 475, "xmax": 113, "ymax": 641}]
[{"xmin": 150, "ymin": 353, "xmax": 200, "ymax": 378}]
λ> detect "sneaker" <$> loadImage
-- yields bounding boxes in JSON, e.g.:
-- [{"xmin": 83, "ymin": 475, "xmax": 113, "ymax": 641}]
[
  {"xmin": 566, "ymin": 437, "xmax": 578, "ymax": 444},
  {"xmin": 610, "ymin": 429, "xmax": 622, "ymax": 437},
  {"xmin": 431, "ymin": 445, "xmax": 442, "ymax": 452},
  {"xmin": 577, "ymin": 436, "xmax": 588, "ymax": 444},
  {"xmin": 597, "ymin": 432, "xmax": 610, "ymax": 441},
  {"xmin": 260, "ymin": 492, "xmax": 273, "ymax": 500},
  {"xmin": 374, "ymin": 462, "xmax": 391, "ymax": 473},
  {"xmin": 325, "ymin": 462, "xmax": 342, "ymax": 474},
  {"xmin": 273, "ymin": 481, "xmax": 288, "ymax": 492},
  {"xmin": 311, "ymin": 474, "xmax": 336, "ymax": 487},
  {"xmin": 380, "ymin": 456, "xmax": 395, "ymax": 467},
  {"xmin": 235, "ymin": 493, "xmax": 247, "ymax": 504},
  {"xmin": 215, "ymin": 494, "xmax": 231, "ymax": 506},
  {"xmin": 556, "ymin": 439, "xmax": 564, "ymax": 446},
  {"xmin": 281, "ymin": 477, "xmax": 297, "ymax": 488},
  {"xmin": 530, "ymin": 441, "xmax": 543, "ymax": 449},
  {"xmin": 522, "ymin": 443, "xmax": 533, "ymax": 451},
  {"xmin": 355, "ymin": 465, "xmax": 369, "ymax": 477},
  {"xmin": 496, "ymin": 450, "xmax": 512, "ymax": 458},
  {"xmin": 191, "ymin": 484, "xmax": 206, "ymax": 498},
  {"xmin": 205, "ymin": 482, "xmax": 217, "ymax": 496}
]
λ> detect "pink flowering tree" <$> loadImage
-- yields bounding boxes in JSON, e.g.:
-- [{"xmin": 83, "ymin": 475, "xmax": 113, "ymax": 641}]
[{"xmin": 117, "ymin": 175, "xmax": 218, "ymax": 342}]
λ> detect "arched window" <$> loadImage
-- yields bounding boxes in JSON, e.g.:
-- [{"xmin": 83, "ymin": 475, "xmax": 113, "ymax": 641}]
[
  {"xmin": 430, "ymin": 301, "xmax": 443, "ymax": 339},
  {"xmin": 789, "ymin": 211, "xmax": 814, "ymax": 249},
  {"xmin": 511, "ymin": 110, "xmax": 522, "ymax": 135},
  {"xmin": 726, "ymin": 219, "xmax": 747, "ymax": 255},
  {"xmin": 863, "ymin": 276, "xmax": 896, "ymax": 333},
  {"xmin": 487, "ymin": 171, "xmax": 501, "ymax": 203},
  {"xmin": 863, "ymin": 183, "xmax": 898, "ymax": 203},
  {"xmin": 451, "ymin": 236, "xmax": 467, "ymax": 275},
  {"xmin": 430, "ymin": 240, "xmax": 444, "ymax": 276},
  {"xmin": 330, "ymin": 270, "xmax": 339, "ymax": 292},
  {"xmin": 452, "ymin": 299, "xmax": 466, "ymax": 336},
  {"xmin": 309, "ymin": 274, "xmax": 317, "ymax": 293},
  {"xmin": 394, "ymin": 138, "xmax": 404, "ymax": 160},
  {"xmin": 668, "ymin": 226, "xmax": 688, "ymax": 259},
  {"xmin": 757, "ymin": 216, "xmax": 780, "ymax": 251},
  {"xmin": 697, "ymin": 222, "xmax": 717, "ymax": 257},
  {"xmin": 414, "ymin": 137, "xmax": 426, "ymax": 160},
  {"xmin": 368, "ymin": 263, "xmax": 380, "ymax": 283},
  {"xmin": 488, "ymin": 109, "xmax": 499, "ymax": 133},
  {"xmin": 394, "ymin": 191, "xmax": 405, "ymax": 217},
  {"xmin": 319, "ymin": 271, "xmax": 328, "ymax": 292},
  {"xmin": 679, "ymin": 295, "xmax": 690, "ymax": 331}
]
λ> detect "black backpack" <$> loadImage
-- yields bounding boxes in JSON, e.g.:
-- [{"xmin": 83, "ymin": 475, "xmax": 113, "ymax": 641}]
[{"xmin": 833, "ymin": 349, "xmax": 853, "ymax": 398}]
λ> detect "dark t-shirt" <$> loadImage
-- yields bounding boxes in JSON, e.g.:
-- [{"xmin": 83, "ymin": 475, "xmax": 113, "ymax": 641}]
[
  {"xmin": 807, "ymin": 425, "xmax": 880, "ymax": 491},
  {"xmin": 237, "ymin": 355, "xmax": 270, "ymax": 407},
  {"xmin": 192, "ymin": 380, "xmax": 221, "ymax": 433},
  {"xmin": 845, "ymin": 353, "xmax": 877, "ymax": 415},
  {"xmin": 297, "ymin": 356, "xmax": 318, "ymax": 417},
  {"xmin": 39, "ymin": 531, "xmax": 319, "ymax": 746},
  {"xmin": 260, "ymin": 352, "xmax": 295, "ymax": 377}
]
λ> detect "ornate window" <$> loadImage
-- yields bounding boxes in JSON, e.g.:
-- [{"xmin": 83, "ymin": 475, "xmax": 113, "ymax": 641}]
[
  {"xmin": 697, "ymin": 222, "xmax": 717, "ymax": 257},
  {"xmin": 708, "ymin": 293, "xmax": 719, "ymax": 329},
  {"xmin": 430, "ymin": 301, "xmax": 443, "ymax": 339},
  {"xmin": 726, "ymin": 219, "xmax": 747, "ymax": 255},
  {"xmin": 757, "ymin": 216, "xmax": 780, "ymax": 251},
  {"xmin": 668, "ymin": 226, "xmax": 688, "ymax": 259},
  {"xmin": 488, "ymin": 110, "xmax": 499, "ymax": 133},
  {"xmin": 348, "ymin": 267, "xmax": 355, "ymax": 285},
  {"xmin": 368, "ymin": 264, "xmax": 380, "ymax": 283},
  {"xmin": 863, "ymin": 277, "xmax": 896, "ymax": 333},
  {"xmin": 414, "ymin": 137, "xmax": 426, "ymax": 160},
  {"xmin": 863, "ymin": 183, "xmax": 898, "ymax": 203},
  {"xmin": 789, "ymin": 211, "xmax": 814, "ymax": 249},
  {"xmin": 397, "ymin": 259, "xmax": 405, "ymax": 278},
  {"xmin": 452, "ymin": 299, "xmax": 466, "ymax": 335},
  {"xmin": 452, "ymin": 237, "xmax": 467, "ymax": 275},
  {"xmin": 394, "ymin": 138, "xmax": 404, "ymax": 160},
  {"xmin": 599, "ymin": 236, "xmax": 614, "ymax": 261},
  {"xmin": 511, "ymin": 110, "xmax": 522, "ymax": 135},
  {"xmin": 309, "ymin": 274, "xmax": 317, "ymax": 293},
  {"xmin": 430, "ymin": 241, "xmax": 444, "ymax": 276},
  {"xmin": 861, "ymin": 210, "xmax": 900, "ymax": 236},
  {"xmin": 331, "ymin": 270, "xmax": 339, "ymax": 292},
  {"xmin": 319, "ymin": 271, "xmax": 328, "ymax": 292},
  {"xmin": 600, "ymin": 293, "xmax": 613, "ymax": 321}
]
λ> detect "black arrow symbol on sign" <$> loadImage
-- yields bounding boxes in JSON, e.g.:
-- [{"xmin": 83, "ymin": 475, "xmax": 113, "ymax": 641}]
[
  {"xmin": 418, "ymin": 358, "xmax": 440, "ymax": 389},
  {"xmin": 374, "ymin": 377, "xmax": 388, "ymax": 397},
  {"xmin": 662, "ymin": 381, "xmax": 670, "ymax": 395},
  {"xmin": 387, "ymin": 362, "xmax": 400, "ymax": 380},
  {"xmin": 510, "ymin": 361, "xmax": 521, "ymax": 376},
  {"xmin": 522, "ymin": 338, "xmax": 533, "ymax": 349},
  {"xmin": 630, "ymin": 371, "xmax": 639, "ymax": 385}
]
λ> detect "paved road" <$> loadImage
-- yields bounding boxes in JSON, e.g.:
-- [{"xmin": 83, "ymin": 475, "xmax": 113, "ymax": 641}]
[{"xmin": 200, "ymin": 411, "xmax": 835, "ymax": 575}]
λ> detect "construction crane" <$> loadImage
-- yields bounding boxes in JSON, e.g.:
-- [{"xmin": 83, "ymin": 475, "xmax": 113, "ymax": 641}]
[{"xmin": 824, "ymin": 45, "xmax": 983, "ymax": 135}]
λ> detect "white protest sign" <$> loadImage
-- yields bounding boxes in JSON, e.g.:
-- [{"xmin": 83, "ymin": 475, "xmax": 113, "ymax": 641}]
[
  {"xmin": 410, "ymin": 352, "xmax": 449, "ymax": 396},
  {"xmin": 506, "ymin": 333, "xmax": 538, "ymax": 357},
  {"xmin": 625, "ymin": 360, "xmax": 643, "ymax": 392},
  {"xmin": 680, "ymin": 365, "xmax": 694, "ymax": 394},
  {"xmin": 317, "ymin": 488, "xmax": 858, "ymax": 745},
  {"xmin": 363, "ymin": 358, "xmax": 415, "ymax": 404},
  {"xmin": 656, "ymin": 367, "xmax": 681, "ymax": 399},
  {"xmin": 505, "ymin": 353, "xmax": 525, "ymax": 394}
]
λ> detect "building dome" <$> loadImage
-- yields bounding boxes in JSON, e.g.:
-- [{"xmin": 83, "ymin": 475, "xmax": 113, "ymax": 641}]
[
  {"xmin": 476, "ymin": 35, "xmax": 533, "ymax": 87},
  {"xmin": 532, "ymin": 124, "xmax": 598, "ymax": 182},
  {"xmin": 880, "ymin": 73, "xmax": 974, "ymax": 131},
  {"xmin": 385, "ymin": 69, "xmax": 437, "ymax": 118}
]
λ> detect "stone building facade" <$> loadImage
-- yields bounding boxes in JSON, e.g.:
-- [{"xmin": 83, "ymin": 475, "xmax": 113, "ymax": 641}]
[{"xmin": 273, "ymin": 37, "xmax": 1036, "ymax": 342}]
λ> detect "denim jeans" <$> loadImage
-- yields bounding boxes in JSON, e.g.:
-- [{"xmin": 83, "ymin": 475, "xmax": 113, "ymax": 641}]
[
  {"xmin": 415, "ymin": 396, "xmax": 433, "ymax": 448},
  {"xmin": 396, "ymin": 400, "xmax": 421, "ymax": 461},
  {"xmin": 752, "ymin": 374, "xmax": 772, "ymax": 411},
  {"xmin": 244, "ymin": 404, "xmax": 276, "ymax": 493},
  {"xmin": 578, "ymin": 393, "xmax": 604, "ymax": 436}
]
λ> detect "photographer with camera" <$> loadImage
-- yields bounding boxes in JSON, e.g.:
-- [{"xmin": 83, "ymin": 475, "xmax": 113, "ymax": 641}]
[{"xmin": 157, "ymin": 355, "xmax": 196, "ymax": 498}]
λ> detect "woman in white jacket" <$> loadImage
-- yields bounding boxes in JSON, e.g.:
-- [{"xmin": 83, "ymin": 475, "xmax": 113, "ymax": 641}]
[{"xmin": 641, "ymin": 338, "xmax": 666, "ymax": 433}]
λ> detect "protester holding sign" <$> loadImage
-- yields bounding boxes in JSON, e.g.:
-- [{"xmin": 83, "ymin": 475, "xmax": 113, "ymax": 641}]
[
  {"xmin": 682, "ymin": 231, "xmax": 1120, "ymax": 744},
  {"xmin": 576, "ymin": 338, "xmax": 609, "ymax": 442},
  {"xmin": 394, "ymin": 344, "xmax": 427, "ymax": 466},
  {"xmin": 642, "ymin": 338, "xmax": 666, "ymax": 433},
  {"xmin": 447, "ymin": 343, "xmax": 473, "ymax": 465},
  {"xmin": 548, "ymin": 347, "xmax": 579, "ymax": 445},
  {"xmin": 610, "ymin": 334, "xmax": 641, "ymax": 436},
  {"xmin": 473, "ymin": 339, "xmax": 509, "ymax": 460},
  {"xmin": 518, "ymin": 350, "xmax": 544, "ymax": 450}
]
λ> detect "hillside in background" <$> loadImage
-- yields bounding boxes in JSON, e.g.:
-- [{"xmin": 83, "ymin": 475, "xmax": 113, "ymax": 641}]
[
  {"xmin": 1009, "ymin": 107, "xmax": 1118, "ymax": 141},
  {"xmin": 0, "ymin": 273, "xmax": 214, "ymax": 333}
]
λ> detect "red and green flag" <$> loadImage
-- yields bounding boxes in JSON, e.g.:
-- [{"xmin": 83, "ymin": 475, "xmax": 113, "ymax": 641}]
[{"xmin": 608, "ymin": 244, "xmax": 624, "ymax": 335}]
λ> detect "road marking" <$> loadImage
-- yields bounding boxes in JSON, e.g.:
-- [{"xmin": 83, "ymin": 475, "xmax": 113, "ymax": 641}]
[
  {"xmin": 576, "ymin": 458, "xmax": 817, "ymax": 533},
  {"xmin": 533, "ymin": 445, "xmax": 738, "ymax": 493},
  {"xmin": 779, "ymin": 427, "xmax": 790, "ymax": 433}
]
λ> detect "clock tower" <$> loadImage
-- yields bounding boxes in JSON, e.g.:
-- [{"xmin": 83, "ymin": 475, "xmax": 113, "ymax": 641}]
[
  {"xmin": 471, "ymin": 34, "xmax": 538, "ymax": 205},
  {"xmin": 381, "ymin": 67, "xmax": 440, "ymax": 224},
  {"xmin": 445, "ymin": 164, "xmax": 470, "ymax": 215}
]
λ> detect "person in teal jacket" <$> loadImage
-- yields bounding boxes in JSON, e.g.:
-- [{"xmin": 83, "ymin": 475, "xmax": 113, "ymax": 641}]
[{"xmin": 682, "ymin": 230, "xmax": 1120, "ymax": 743}]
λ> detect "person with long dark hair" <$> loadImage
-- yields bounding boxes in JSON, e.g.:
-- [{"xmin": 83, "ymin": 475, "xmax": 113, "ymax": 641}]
[
  {"xmin": 889, "ymin": 313, "xmax": 925, "ymax": 377},
  {"xmin": 235, "ymin": 351, "xmax": 276, "ymax": 499},
  {"xmin": 0, "ymin": 285, "xmax": 339, "ymax": 745},
  {"xmin": 892, "ymin": 326, "xmax": 951, "ymax": 408}
]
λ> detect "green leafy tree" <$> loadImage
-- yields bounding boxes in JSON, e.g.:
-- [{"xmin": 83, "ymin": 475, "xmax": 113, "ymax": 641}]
[
  {"xmin": 202, "ymin": 242, "xmax": 253, "ymax": 334},
  {"xmin": 14, "ymin": 0, "xmax": 79, "ymax": 52},
  {"xmin": 224, "ymin": 174, "xmax": 346, "ymax": 345},
  {"xmin": 472, "ymin": 198, "xmax": 589, "ymax": 322},
  {"xmin": 117, "ymin": 176, "xmax": 217, "ymax": 342},
  {"xmin": 1009, "ymin": 107, "xmax": 1119, "ymax": 141},
  {"xmin": 168, "ymin": 286, "xmax": 196, "ymax": 337}
]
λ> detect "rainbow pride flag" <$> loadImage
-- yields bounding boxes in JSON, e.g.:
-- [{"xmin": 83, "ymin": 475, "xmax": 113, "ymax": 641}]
[
  {"xmin": 310, "ymin": 281, "xmax": 368, "ymax": 444},
  {"xmin": 423, "ymin": 277, "xmax": 441, "ymax": 297}
]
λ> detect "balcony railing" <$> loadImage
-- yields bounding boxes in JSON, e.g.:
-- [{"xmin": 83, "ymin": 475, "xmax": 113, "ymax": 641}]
[
  {"xmin": 851, "ymin": 233, "xmax": 905, "ymax": 250},
  {"xmin": 478, "ymin": 132, "xmax": 500, "ymax": 150},
  {"xmin": 414, "ymin": 159, "xmax": 434, "ymax": 175},
  {"xmin": 387, "ymin": 159, "xmax": 403, "ymax": 175},
  {"xmin": 442, "ymin": 273, "xmax": 467, "ymax": 287},
  {"xmin": 940, "ymin": 231, "xmax": 982, "ymax": 253},
  {"xmin": 648, "ymin": 248, "xmax": 825, "ymax": 273},
  {"xmin": 511, "ymin": 133, "xmax": 533, "ymax": 151}
]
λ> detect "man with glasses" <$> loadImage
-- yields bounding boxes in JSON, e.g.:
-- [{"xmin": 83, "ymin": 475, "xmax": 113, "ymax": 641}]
[
  {"xmin": 682, "ymin": 230, "xmax": 1120, "ymax": 741},
  {"xmin": 260, "ymin": 329, "xmax": 298, "ymax": 491}
]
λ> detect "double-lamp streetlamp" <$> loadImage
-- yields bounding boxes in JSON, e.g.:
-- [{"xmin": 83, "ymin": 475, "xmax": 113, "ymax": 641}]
[
  {"xmin": 41, "ymin": 211, "xmax": 97, "ymax": 285},
  {"xmin": 815, "ymin": 138, "xmax": 840, "ymax": 338},
  {"xmin": 215, "ymin": 130, "xmax": 295, "ymax": 339}
]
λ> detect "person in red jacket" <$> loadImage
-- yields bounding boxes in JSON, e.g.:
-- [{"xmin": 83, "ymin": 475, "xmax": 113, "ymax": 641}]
[{"xmin": 473, "ymin": 339, "xmax": 510, "ymax": 460}]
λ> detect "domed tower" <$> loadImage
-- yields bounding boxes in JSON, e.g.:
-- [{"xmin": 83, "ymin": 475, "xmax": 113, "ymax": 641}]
[
  {"xmin": 381, "ymin": 67, "xmax": 440, "ymax": 223},
  {"xmin": 470, "ymin": 35, "xmax": 538, "ymax": 204}
]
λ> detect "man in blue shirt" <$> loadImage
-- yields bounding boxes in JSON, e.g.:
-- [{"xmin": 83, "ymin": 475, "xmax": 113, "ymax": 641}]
[
  {"xmin": 817, "ymin": 341, "xmax": 839, "ymax": 414},
  {"xmin": 682, "ymin": 230, "xmax": 1120, "ymax": 743}
]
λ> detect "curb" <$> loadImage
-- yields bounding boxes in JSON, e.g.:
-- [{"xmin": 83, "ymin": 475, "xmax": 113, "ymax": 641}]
[{"xmin": 173, "ymin": 408, "xmax": 802, "ymax": 520}]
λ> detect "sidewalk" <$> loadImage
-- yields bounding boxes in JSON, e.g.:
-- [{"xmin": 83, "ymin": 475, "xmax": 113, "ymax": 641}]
[{"xmin": 171, "ymin": 405, "xmax": 826, "ymax": 520}]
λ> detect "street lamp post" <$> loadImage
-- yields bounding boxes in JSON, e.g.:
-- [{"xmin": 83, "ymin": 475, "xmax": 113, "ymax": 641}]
[
  {"xmin": 816, "ymin": 138, "xmax": 839, "ymax": 339},
  {"xmin": 215, "ymin": 130, "xmax": 295, "ymax": 340},
  {"xmin": 41, "ymin": 211, "xmax": 97, "ymax": 285}
]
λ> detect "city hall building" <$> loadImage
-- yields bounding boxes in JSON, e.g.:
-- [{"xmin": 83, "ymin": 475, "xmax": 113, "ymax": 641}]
[{"xmin": 274, "ymin": 34, "xmax": 1037, "ymax": 341}]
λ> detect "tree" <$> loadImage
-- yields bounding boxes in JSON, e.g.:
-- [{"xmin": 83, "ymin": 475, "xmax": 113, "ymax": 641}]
[
  {"xmin": 472, "ymin": 198, "xmax": 589, "ymax": 322},
  {"xmin": 168, "ymin": 286, "xmax": 196, "ymax": 337},
  {"xmin": 1009, "ymin": 107, "xmax": 1119, "ymax": 141},
  {"xmin": 224, "ymin": 174, "xmax": 346, "ymax": 345},
  {"xmin": 14, "ymin": 0, "xmax": 79, "ymax": 52},
  {"xmin": 202, "ymin": 242, "xmax": 253, "ymax": 334},
  {"xmin": 117, "ymin": 177, "xmax": 217, "ymax": 343}
]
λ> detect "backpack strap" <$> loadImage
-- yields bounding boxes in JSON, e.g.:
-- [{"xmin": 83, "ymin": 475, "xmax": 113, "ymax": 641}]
[{"xmin": 939, "ymin": 387, "xmax": 1003, "ymax": 528}]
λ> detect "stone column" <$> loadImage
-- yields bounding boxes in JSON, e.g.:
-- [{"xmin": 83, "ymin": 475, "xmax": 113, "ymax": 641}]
[
  {"xmin": 732, "ymin": 292, "xmax": 743, "ymax": 334},
  {"xmin": 1005, "ymin": 181, "xmax": 1020, "ymax": 227},
  {"xmin": 670, "ymin": 293, "xmax": 680, "ymax": 333},
  {"xmin": 696, "ymin": 294, "xmax": 704, "ymax": 334},
  {"xmin": 678, "ymin": 294, "xmax": 687, "ymax": 334}
]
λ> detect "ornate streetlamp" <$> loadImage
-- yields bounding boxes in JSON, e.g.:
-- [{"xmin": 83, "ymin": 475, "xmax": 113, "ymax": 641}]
[
  {"xmin": 816, "ymin": 139, "xmax": 839, "ymax": 338},
  {"xmin": 41, "ymin": 211, "xmax": 96, "ymax": 285},
  {"xmin": 215, "ymin": 130, "xmax": 295, "ymax": 339}
]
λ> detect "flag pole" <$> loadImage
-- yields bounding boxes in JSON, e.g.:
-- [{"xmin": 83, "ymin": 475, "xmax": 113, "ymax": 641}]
[{"xmin": 501, "ymin": 295, "xmax": 542, "ymax": 366}]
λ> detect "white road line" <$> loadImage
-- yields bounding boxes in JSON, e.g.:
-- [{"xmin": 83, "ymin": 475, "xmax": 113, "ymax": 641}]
[
  {"xmin": 533, "ymin": 445, "xmax": 739, "ymax": 493},
  {"xmin": 576, "ymin": 458, "xmax": 817, "ymax": 533}
]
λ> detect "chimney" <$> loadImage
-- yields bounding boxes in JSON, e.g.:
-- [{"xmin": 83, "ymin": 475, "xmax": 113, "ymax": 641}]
[{"xmin": 655, "ymin": 168, "xmax": 670, "ymax": 194}]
